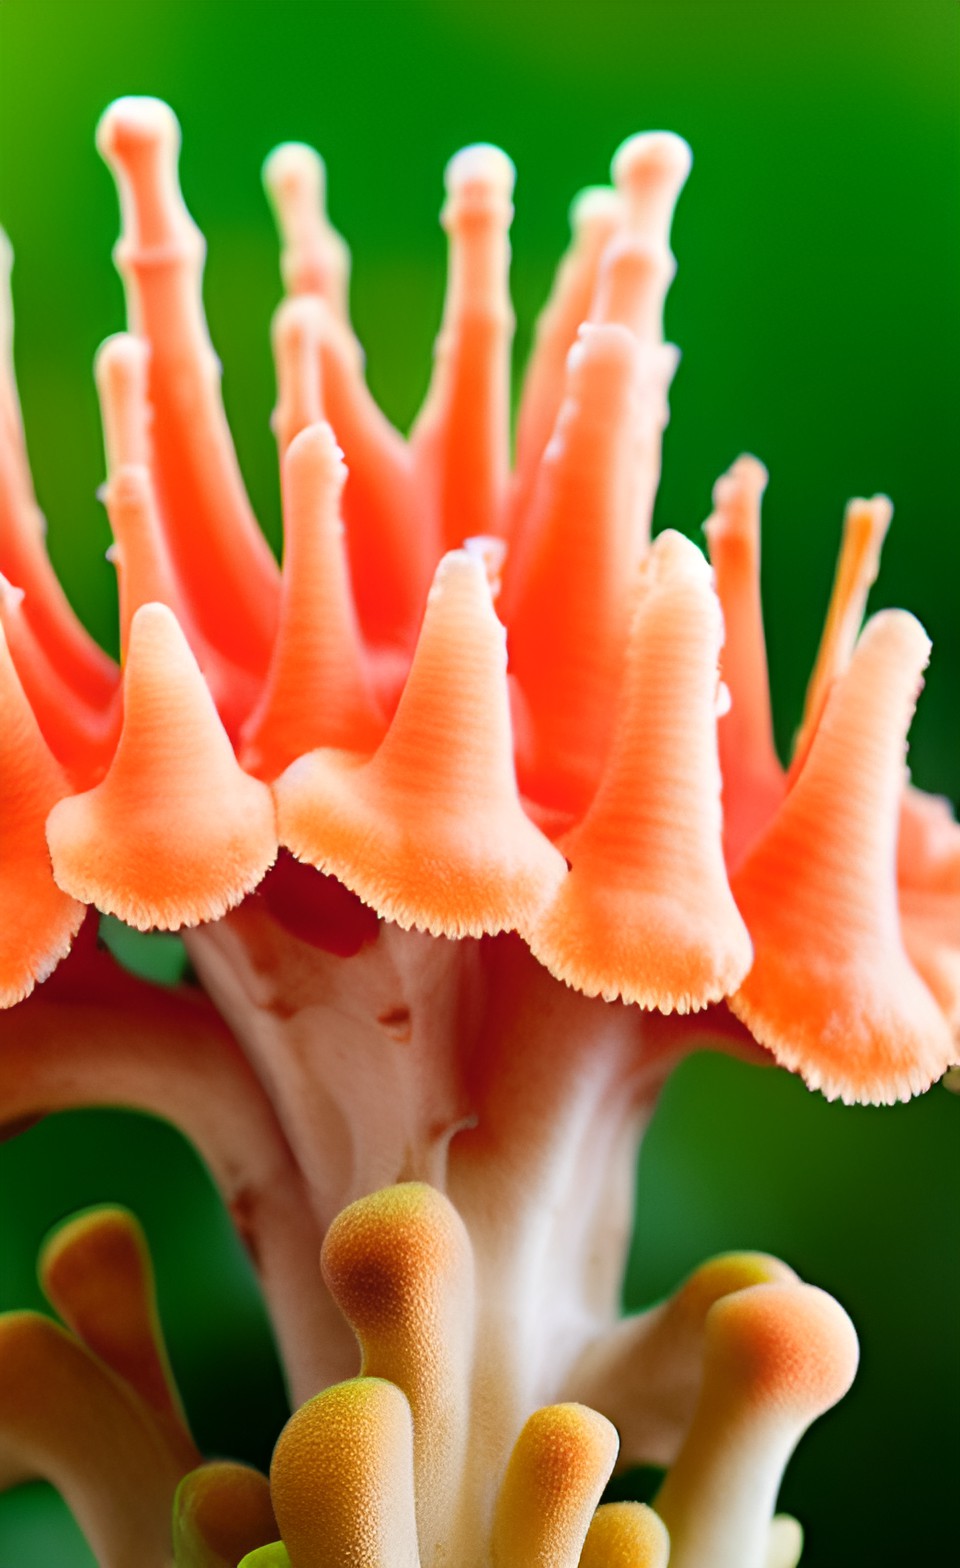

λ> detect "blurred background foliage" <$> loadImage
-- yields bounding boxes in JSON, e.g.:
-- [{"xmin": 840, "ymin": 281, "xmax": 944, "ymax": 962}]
[{"xmin": 0, "ymin": 1, "xmax": 957, "ymax": 1561}]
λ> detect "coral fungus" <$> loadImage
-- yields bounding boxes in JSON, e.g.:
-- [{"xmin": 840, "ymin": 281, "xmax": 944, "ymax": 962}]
[{"xmin": 0, "ymin": 95, "xmax": 956, "ymax": 1565}]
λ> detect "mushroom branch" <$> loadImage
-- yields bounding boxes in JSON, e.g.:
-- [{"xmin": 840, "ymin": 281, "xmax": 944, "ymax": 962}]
[
  {"xmin": 0, "ymin": 920, "xmax": 336, "ymax": 1401},
  {"xmin": 0, "ymin": 93, "xmax": 956, "ymax": 1565}
]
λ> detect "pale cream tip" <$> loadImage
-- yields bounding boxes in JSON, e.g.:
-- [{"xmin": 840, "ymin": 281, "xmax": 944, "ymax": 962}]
[
  {"xmin": 712, "ymin": 454, "xmax": 769, "ymax": 509},
  {"xmin": 445, "ymin": 143, "xmax": 516, "ymax": 198},
  {"xmin": 263, "ymin": 143, "xmax": 326, "ymax": 204},
  {"xmin": 569, "ymin": 185, "xmax": 622, "ymax": 231},
  {"xmin": 612, "ymin": 131, "xmax": 693, "ymax": 195},
  {"xmin": 96, "ymin": 96, "xmax": 180, "ymax": 161}
]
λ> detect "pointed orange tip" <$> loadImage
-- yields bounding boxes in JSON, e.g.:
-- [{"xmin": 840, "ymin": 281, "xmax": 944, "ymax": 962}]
[
  {"xmin": 0, "ymin": 625, "xmax": 85, "ymax": 1008},
  {"xmin": 731, "ymin": 610, "xmax": 954, "ymax": 1103},
  {"xmin": 241, "ymin": 421, "xmax": 384, "ymax": 779},
  {"xmin": 791, "ymin": 493, "xmax": 892, "ymax": 778},
  {"xmin": 706, "ymin": 1282, "xmax": 859, "ymax": 1417},
  {"xmin": 276, "ymin": 551, "xmax": 566, "ymax": 938},
  {"xmin": 527, "ymin": 532, "xmax": 752, "ymax": 1013},
  {"xmin": 46, "ymin": 603, "xmax": 276, "ymax": 930}
]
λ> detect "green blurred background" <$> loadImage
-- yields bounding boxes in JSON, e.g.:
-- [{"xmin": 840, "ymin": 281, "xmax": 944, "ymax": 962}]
[{"xmin": 0, "ymin": 1, "xmax": 957, "ymax": 1561}]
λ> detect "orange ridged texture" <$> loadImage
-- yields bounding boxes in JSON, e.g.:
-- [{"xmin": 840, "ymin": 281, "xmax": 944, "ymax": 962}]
[
  {"xmin": 96, "ymin": 98, "xmax": 279, "ymax": 674},
  {"xmin": 46, "ymin": 603, "xmax": 277, "ymax": 930},
  {"xmin": 704, "ymin": 456, "xmax": 786, "ymax": 871},
  {"xmin": 0, "ymin": 624, "xmax": 84, "ymax": 1006},
  {"xmin": 277, "ymin": 550, "xmax": 567, "ymax": 937},
  {"xmin": 0, "ymin": 94, "xmax": 958, "ymax": 1567},
  {"xmin": 731, "ymin": 611, "xmax": 954, "ymax": 1103},
  {"xmin": 504, "ymin": 322, "xmax": 645, "ymax": 815},
  {"xmin": 240, "ymin": 422, "xmax": 384, "ymax": 780},
  {"xmin": 528, "ymin": 532, "xmax": 752, "ymax": 1012}
]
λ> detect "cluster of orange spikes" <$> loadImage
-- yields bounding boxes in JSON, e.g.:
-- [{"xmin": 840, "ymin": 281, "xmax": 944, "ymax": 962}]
[
  {"xmin": 0, "ymin": 98, "xmax": 957, "ymax": 1106},
  {"xmin": 1, "ymin": 91, "xmax": 957, "ymax": 1568}
]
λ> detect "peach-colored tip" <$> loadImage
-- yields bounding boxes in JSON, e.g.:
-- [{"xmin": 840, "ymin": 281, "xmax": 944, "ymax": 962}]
[
  {"xmin": 792, "ymin": 494, "xmax": 893, "ymax": 778},
  {"xmin": 263, "ymin": 141, "xmax": 351, "ymax": 316},
  {"xmin": 505, "ymin": 322, "xmax": 644, "ymax": 817},
  {"xmin": 240, "ymin": 422, "xmax": 384, "ymax": 780},
  {"xmin": 94, "ymin": 333, "xmax": 151, "ymax": 474},
  {"xmin": 46, "ymin": 603, "xmax": 277, "ymax": 930},
  {"xmin": 731, "ymin": 610, "xmax": 954, "ymax": 1103},
  {"xmin": 528, "ymin": 532, "xmax": 752, "ymax": 1013},
  {"xmin": 98, "ymin": 96, "xmax": 280, "ymax": 675},
  {"xmin": 704, "ymin": 455, "xmax": 786, "ymax": 870},
  {"xmin": 0, "ymin": 624, "xmax": 84, "ymax": 1006},
  {"xmin": 611, "ymin": 132, "xmax": 693, "ymax": 240},
  {"xmin": 276, "ymin": 551, "xmax": 566, "ymax": 938}
]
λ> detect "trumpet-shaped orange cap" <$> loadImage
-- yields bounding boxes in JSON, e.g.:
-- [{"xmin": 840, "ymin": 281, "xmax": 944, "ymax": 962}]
[
  {"xmin": 0, "ymin": 624, "xmax": 84, "ymax": 1005},
  {"xmin": 277, "ymin": 551, "xmax": 566, "ymax": 937},
  {"xmin": 528, "ymin": 532, "xmax": 752, "ymax": 1012},
  {"xmin": 731, "ymin": 610, "xmax": 954, "ymax": 1103},
  {"xmin": 47, "ymin": 603, "xmax": 276, "ymax": 929}
]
